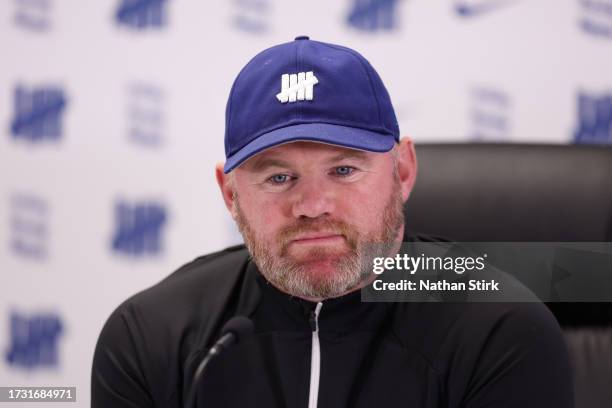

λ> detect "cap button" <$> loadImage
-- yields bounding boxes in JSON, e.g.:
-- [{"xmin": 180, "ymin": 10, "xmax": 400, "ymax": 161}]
[{"xmin": 294, "ymin": 35, "xmax": 309, "ymax": 41}]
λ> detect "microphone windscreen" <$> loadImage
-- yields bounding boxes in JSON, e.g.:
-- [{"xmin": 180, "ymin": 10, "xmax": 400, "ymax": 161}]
[{"xmin": 220, "ymin": 316, "xmax": 254, "ymax": 343}]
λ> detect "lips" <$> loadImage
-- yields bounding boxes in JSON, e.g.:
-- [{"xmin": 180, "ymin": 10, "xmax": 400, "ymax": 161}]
[{"xmin": 290, "ymin": 233, "xmax": 344, "ymax": 244}]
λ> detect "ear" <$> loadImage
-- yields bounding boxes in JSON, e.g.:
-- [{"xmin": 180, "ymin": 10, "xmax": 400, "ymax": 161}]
[
  {"xmin": 396, "ymin": 137, "xmax": 418, "ymax": 202},
  {"xmin": 215, "ymin": 163, "xmax": 237, "ymax": 218}
]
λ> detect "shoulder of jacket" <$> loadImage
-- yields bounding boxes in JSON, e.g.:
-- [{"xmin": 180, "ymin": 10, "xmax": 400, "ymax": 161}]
[
  {"xmin": 161, "ymin": 243, "xmax": 250, "ymax": 283},
  {"xmin": 94, "ymin": 244, "xmax": 253, "ymax": 405},
  {"xmin": 391, "ymin": 301, "xmax": 560, "ymax": 372},
  {"xmin": 114, "ymin": 244, "xmax": 251, "ymax": 318}
]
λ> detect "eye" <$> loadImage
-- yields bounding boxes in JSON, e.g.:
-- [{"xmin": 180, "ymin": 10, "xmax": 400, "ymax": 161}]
[
  {"xmin": 268, "ymin": 174, "xmax": 291, "ymax": 184},
  {"xmin": 334, "ymin": 166, "xmax": 355, "ymax": 176}
]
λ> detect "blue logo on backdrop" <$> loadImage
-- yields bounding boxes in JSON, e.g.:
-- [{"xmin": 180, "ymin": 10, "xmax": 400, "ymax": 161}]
[
  {"xmin": 233, "ymin": 0, "xmax": 270, "ymax": 34},
  {"xmin": 347, "ymin": 0, "xmax": 399, "ymax": 32},
  {"xmin": 579, "ymin": 0, "xmax": 612, "ymax": 38},
  {"xmin": 10, "ymin": 85, "xmax": 66, "ymax": 143},
  {"xmin": 127, "ymin": 83, "xmax": 164, "ymax": 147},
  {"xmin": 14, "ymin": 0, "xmax": 51, "ymax": 31},
  {"xmin": 468, "ymin": 87, "xmax": 511, "ymax": 140},
  {"xmin": 454, "ymin": 0, "xmax": 516, "ymax": 19},
  {"xmin": 573, "ymin": 92, "xmax": 612, "ymax": 144},
  {"xmin": 10, "ymin": 194, "xmax": 48, "ymax": 260},
  {"xmin": 5, "ymin": 312, "xmax": 63, "ymax": 370},
  {"xmin": 111, "ymin": 201, "xmax": 168, "ymax": 256},
  {"xmin": 115, "ymin": 0, "xmax": 168, "ymax": 29}
]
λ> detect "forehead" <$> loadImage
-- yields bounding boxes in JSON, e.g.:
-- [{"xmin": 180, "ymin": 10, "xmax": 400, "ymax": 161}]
[{"xmin": 241, "ymin": 141, "xmax": 380, "ymax": 171}]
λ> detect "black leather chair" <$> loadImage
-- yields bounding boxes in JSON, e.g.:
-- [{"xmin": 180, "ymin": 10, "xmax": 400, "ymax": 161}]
[{"xmin": 404, "ymin": 143, "xmax": 612, "ymax": 408}]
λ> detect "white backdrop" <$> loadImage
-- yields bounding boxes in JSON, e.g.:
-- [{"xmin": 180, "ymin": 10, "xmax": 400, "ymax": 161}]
[{"xmin": 1, "ymin": 0, "xmax": 611, "ymax": 406}]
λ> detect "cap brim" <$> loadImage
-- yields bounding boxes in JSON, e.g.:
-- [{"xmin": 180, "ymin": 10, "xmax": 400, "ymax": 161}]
[{"xmin": 224, "ymin": 123, "xmax": 397, "ymax": 173}]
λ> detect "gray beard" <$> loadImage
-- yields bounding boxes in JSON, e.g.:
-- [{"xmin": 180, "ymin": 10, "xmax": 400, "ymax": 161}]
[{"xmin": 233, "ymin": 180, "xmax": 404, "ymax": 299}]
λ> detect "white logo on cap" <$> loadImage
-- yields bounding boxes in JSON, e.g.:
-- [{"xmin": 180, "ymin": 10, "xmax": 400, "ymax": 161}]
[{"xmin": 276, "ymin": 72, "xmax": 319, "ymax": 103}]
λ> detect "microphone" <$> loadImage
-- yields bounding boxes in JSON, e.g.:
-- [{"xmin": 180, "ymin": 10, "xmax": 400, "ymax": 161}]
[{"xmin": 185, "ymin": 316, "xmax": 254, "ymax": 408}]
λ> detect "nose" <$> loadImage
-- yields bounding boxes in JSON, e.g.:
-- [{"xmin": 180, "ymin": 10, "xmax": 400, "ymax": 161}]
[{"xmin": 290, "ymin": 176, "xmax": 336, "ymax": 219}]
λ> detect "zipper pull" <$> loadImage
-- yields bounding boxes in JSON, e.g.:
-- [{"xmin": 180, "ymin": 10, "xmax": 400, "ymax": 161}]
[
  {"xmin": 308, "ymin": 302, "xmax": 323, "ymax": 332},
  {"xmin": 308, "ymin": 310, "xmax": 316, "ymax": 332}
]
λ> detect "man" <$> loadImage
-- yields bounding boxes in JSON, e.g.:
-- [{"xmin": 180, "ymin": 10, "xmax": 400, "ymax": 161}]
[{"xmin": 92, "ymin": 37, "xmax": 573, "ymax": 407}]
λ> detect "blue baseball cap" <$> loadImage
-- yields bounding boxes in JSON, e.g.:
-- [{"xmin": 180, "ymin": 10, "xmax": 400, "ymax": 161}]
[{"xmin": 223, "ymin": 36, "xmax": 400, "ymax": 173}]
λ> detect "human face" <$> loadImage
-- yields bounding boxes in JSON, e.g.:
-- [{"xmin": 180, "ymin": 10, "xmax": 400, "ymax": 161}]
[{"xmin": 218, "ymin": 141, "xmax": 415, "ymax": 300}]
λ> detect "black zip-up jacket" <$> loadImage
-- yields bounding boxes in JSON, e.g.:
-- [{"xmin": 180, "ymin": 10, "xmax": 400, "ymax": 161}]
[{"xmin": 91, "ymin": 238, "xmax": 573, "ymax": 408}]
